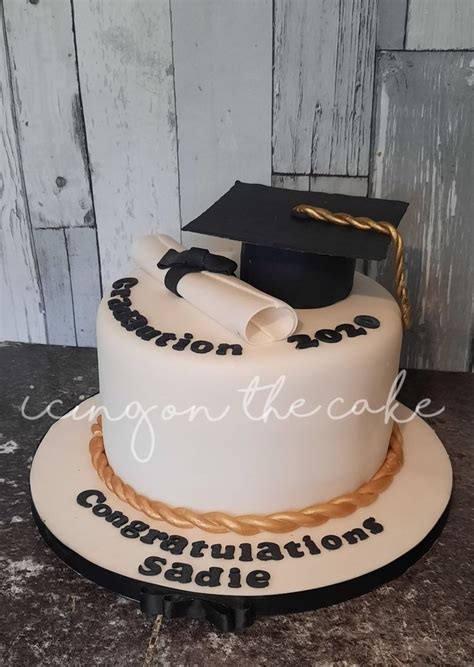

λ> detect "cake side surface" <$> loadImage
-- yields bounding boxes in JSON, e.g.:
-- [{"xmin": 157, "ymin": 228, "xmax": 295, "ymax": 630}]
[{"xmin": 96, "ymin": 270, "xmax": 402, "ymax": 515}]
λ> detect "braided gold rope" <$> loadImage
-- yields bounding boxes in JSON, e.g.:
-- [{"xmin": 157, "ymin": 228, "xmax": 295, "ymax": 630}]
[
  {"xmin": 292, "ymin": 204, "xmax": 412, "ymax": 329},
  {"xmin": 88, "ymin": 417, "xmax": 403, "ymax": 536}
]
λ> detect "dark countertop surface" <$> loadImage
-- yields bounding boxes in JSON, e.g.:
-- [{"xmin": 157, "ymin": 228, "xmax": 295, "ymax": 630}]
[{"xmin": 0, "ymin": 342, "xmax": 472, "ymax": 666}]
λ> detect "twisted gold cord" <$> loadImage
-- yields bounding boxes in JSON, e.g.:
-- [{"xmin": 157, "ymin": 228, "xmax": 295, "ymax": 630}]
[
  {"xmin": 89, "ymin": 417, "xmax": 403, "ymax": 536},
  {"xmin": 292, "ymin": 205, "xmax": 412, "ymax": 329}
]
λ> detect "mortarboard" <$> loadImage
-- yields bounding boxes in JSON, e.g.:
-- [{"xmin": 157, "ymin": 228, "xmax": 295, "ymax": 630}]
[{"xmin": 183, "ymin": 181, "xmax": 409, "ymax": 309}]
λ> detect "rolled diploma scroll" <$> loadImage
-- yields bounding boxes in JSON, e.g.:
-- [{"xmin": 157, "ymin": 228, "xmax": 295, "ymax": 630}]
[{"xmin": 131, "ymin": 235, "xmax": 298, "ymax": 344}]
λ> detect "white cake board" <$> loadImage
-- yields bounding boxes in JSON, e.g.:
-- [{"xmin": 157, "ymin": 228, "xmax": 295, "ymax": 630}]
[{"xmin": 30, "ymin": 396, "xmax": 452, "ymax": 631}]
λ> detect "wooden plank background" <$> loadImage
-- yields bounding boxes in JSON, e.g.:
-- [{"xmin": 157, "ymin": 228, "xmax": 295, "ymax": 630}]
[
  {"xmin": 172, "ymin": 0, "xmax": 272, "ymax": 258},
  {"xmin": 273, "ymin": 0, "xmax": 377, "ymax": 176},
  {"xmin": 0, "ymin": 2, "xmax": 46, "ymax": 344},
  {"xmin": 0, "ymin": 0, "xmax": 472, "ymax": 370},
  {"xmin": 371, "ymin": 51, "xmax": 473, "ymax": 372},
  {"xmin": 73, "ymin": 0, "xmax": 180, "ymax": 292},
  {"xmin": 406, "ymin": 0, "xmax": 474, "ymax": 50}
]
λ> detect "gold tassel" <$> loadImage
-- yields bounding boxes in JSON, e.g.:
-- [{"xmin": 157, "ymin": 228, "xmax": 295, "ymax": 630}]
[{"xmin": 293, "ymin": 204, "xmax": 412, "ymax": 329}]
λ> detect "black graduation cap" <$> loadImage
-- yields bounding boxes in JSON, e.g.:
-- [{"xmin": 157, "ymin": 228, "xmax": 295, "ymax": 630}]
[{"xmin": 182, "ymin": 181, "xmax": 408, "ymax": 308}]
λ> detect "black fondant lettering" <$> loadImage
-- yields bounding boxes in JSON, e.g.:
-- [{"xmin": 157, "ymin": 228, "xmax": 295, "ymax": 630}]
[
  {"xmin": 302, "ymin": 535, "xmax": 321, "ymax": 555},
  {"xmin": 195, "ymin": 567, "xmax": 223, "ymax": 587},
  {"xmin": 108, "ymin": 298, "xmax": 132, "ymax": 310},
  {"xmin": 160, "ymin": 535, "xmax": 189, "ymax": 555},
  {"xmin": 110, "ymin": 287, "xmax": 131, "ymax": 298},
  {"xmin": 342, "ymin": 528, "xmax": 369, "ymax": 545},
  {"xmin": 172, "ymin": 333, "xmax": 193, "ymax": 351},
  {"xmin": 287, "ymin": 334, "xmax": 319, "ymax": 349},
  {"xmin": 216, "ymin": 343, "xmax": 243, "ymax": 356},
  {"xmin": 119, "ymin": 309, "xmax": 141, "ymax": 325},
  {"xmin": 119, "ymin": 310, "xmax": 144, "ymax": 328},
  {"xmin": 256, "ymin": 542, "xmax": 284, "ymax": 561},
  {"xmin": 92, "ymin": 503, "xmax": 112, "ymax": 518},
  {"xmin": 135, "ymin": 326, "xmax": 161, "ymax": 341},
  {"xmin": 315, "ymin": 328, "xmax": 343, "ymax": 343},
  {"xmin": 246, "ymin": 570, "xmax": 270, "ymax": 589},
  {"xmin": 125, "ymin": 315, "xmax": 148, "ymax": 331},
  {"xmin": 81, "ymin": 489, "xmax": 383, "ymax": 583},
  {"xmin": 140, "ymin": 529, "xmax": 168, "ymax": 545},
  {"xmin": 321, "ymin": 535, "xmax": 343, "ymax": 551},
  {"xmin": 138, "ymin": 555, "xmax": 166, "ymax": 576},
  {"xmin": 289, "ymin": 314, "xmax": 379, "ymax": 351},
  {"xmin": 190, "ymin": 340, "xmax": 214, "ymax": 354},
  {"xmin": 155, "ymin": 332, "xmax": 177, "ymax": 347},
  {"xmin": 363, "ymin": 517, "xmax": 384, "ymax": 534},
  {"xmin": 238, "ymin": 543, "xmax": 253, "ymax": 562},
  {"xmin": 227, "ymin": 567, "xmax": 242, "ymax": 588},
  {"xmin": 211, "ymin": 544, "xmax": 236, "ymax": 560},
  {"xmin": 108, "ymin": 278, "xmax": 244, "ymax": 356},
  {"xmin": 354, "ymin": 315, "xmax": 380, "ymax": 329},
  {"xmin": 77, "ymin": 489, "xmax": 106, "ymax": 508},
  {"xmin": 113, "ymin": 307, "xmax": 132, "ymax": 320},
  {"xmin": 283, "ymin": 541, "xmax": 305, "ymax": 558},
  {"xmin": 120, "ymin": 520, "xmax": 150, "ymax": 539},
  {"xmin": 190, "ymin": 540, "xmax": 208, "ymax": 558},
  {"xmin": 164, "ymin": 562, "xmax": 193, "ymax": 584},
  {"xmin": 112, "ymin": 277, "xmax": 138, "ymax": 290},
  {"xmin": 105, "ymin": 510, "xmax": 129, "ymax": 528},
  {"xmin": 335, "ymin": 323, "xmax": 367, "ymax": 338}
]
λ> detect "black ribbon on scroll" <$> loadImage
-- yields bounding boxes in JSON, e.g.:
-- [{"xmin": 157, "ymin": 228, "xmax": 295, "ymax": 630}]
[
  {"xmin": 157, "ymin": 247, "xmax": 238, "ymax": 297},
  {"xmin": 140, "ymin": 588, "xmax": 256, "ymax": 632}
]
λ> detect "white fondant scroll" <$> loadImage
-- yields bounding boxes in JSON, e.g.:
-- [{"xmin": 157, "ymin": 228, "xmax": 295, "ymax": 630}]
[{"xmin": 130, "ymin": 235, "xmax": 298, "ymax": 344}]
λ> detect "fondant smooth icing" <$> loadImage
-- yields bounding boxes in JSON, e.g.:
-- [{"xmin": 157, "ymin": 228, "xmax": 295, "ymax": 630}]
[
  {"xmin": 29, "ymin": 398, "xmax": 452, "ymax": 598},
  {"xmin": 96, "ymin": 271, "xmax": 402, "ymax": 515}
]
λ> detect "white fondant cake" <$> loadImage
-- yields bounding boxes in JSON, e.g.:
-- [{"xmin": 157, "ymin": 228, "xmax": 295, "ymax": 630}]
[
  {"xmin": 30, "ymin": 186, "xmax": 452, "ymax": 626},
  {"xmin": 97, "ymin": 269, "xmax": 402, "ymax": 515}
]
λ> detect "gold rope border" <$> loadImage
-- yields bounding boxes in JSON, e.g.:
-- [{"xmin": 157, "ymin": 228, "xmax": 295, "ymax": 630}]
[
  {"xmin": 89, "ymin": 417, "xmax": 403, "ymax": 536},
  {"xmin": 292, "ymin": 205, "xmax": 412, "ymax": 329}
]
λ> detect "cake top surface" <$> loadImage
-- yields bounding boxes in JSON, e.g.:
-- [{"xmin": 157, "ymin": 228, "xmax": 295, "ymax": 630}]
[{"xmin": 101, "ymin": 269, "xmax": 402, "ymax": 365}]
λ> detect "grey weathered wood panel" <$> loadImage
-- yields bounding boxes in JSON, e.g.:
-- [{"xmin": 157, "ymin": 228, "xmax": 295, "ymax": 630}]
[
  {"xmin": 272, "ymin": 174, "xmax": 310, "ymax": 190},
  {"xmin": 3, "ymin": 0, "xmax": 94, "ymax": 228},
  {"xmin": 33, "ymin": 228, "xmax": 76, "ymax": 345},
  {"xmin": 173, "ymin": 0, "xmax": 272, "ymax": 257},
  {"xmin": 0, "ymin": 12, "xmax": 46, "ymax": 344},
  {"xmin": 406, "ymin": 0, "xmax": 474, "ymax": 50},
  {"xmin": 310, "ymin": 176, "xmax": 368, "ymax": 196},
  {"xmin": 73, "ymin": 0, "xmax": 180, "ymax": 289},
  {"xmin": 273, "ymin": 0, "xmax": 377, "ymax": 176},
  {"xmin": 1, "ymin": 0, "xmax": 473, "ymax": 369},
  {"xmin": 65, "ymin": 227, "xmax": 101, "ymax": 347},
  {"xmin": 371, "ymin": 51, "xmax": 473, "ymax": 371},
  {"xmin": 377, "ymin": 0, "xmax": 407, "ymax": 49}
]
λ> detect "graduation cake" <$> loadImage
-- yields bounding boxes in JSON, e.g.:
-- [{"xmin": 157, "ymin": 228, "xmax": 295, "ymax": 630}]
[{"xmin": 30, "ymin": 182, "xmax": 452, "ymax": 631}]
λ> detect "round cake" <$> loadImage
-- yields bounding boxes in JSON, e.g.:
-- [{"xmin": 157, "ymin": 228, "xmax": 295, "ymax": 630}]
[
  {"xmin": 30, "ymin": 182, "xmax": 452, "ymax": 629},
  {"xmin": 97, "ymin": 270, "xmax": 402, "ymax": 515}
]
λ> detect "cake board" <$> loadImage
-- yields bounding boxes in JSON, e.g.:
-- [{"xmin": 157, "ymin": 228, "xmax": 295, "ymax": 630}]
[{"xmin": 30, "ymin": 397, "xmax": 452, "ymax": 632}]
